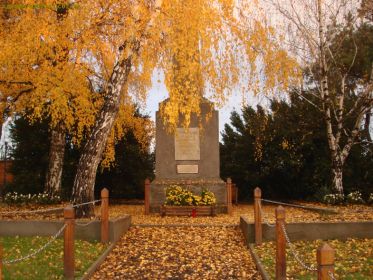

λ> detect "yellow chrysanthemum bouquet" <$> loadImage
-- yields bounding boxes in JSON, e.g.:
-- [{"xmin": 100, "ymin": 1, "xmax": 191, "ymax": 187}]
[{"xmin": 165, "ymin": 185, "xmax": 216, "ymax": 206}]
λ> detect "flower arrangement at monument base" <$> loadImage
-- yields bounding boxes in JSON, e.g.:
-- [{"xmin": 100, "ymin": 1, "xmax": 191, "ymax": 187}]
[{"xmin": 161, "ymin": 185, "xmax": 216, "ymax": 217}]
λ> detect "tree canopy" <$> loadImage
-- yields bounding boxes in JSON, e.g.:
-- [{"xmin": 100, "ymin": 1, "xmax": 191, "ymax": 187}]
[{"xmin": 0, "ymin": 0, "xmax": 300, "ymax": 129}]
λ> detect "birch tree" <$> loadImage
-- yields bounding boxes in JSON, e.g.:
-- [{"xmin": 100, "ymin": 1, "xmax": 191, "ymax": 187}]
[
  {"xmin": 0, "ymin": 1, "xmax": 98, "ymax": 195},
  {"xmin": 68, "ymin": 0, "xmax": 302, "ymax": 216},
  {"xmin": 267, "ymin": 0, "xmax": 373, "ymax": 193},
  {"xmin": 359, "ymin": 0, "xmax": 373, "ymax": 21},
  {"xmin": 2, "ymin": 0, "xmax": 300, "ymax": 216},
  {"xmin": 0, "ymin": 1, "xmax": 147, "ymax": 196}
]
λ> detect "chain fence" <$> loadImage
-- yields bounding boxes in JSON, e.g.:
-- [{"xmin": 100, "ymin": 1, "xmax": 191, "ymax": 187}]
[
  {"xmin": 72, "ymin": 200, "xmax": 101, "ymax": 209},
  {"xmin": 261, "ymin": 199, "xmax": 338, "ymax": 213},
  {"xmin": 256, "ymin": 195, "xmax": 367, "ymax": 279},
  {"xmin": 257, "ymin": 203, "xmax": 340, "ymax": 279},
  {"xmin": 258, "ymin": 202, "xmax": 275, "ymax": 227},
  {"xmin": 261, "ymin": 198, "xmax": 372, "ymax": 214},
  {"xmin": 0, "ymin": 199, "xmax": 101, "ymax": 216},
  {"xmin": 2, "ymin": 224, "xmax": 66, "ymax": 265},
  {"xmin": 328, "ymin": 271, "xmax": 337, "ymax": 280},
  {"xmin": 0, "ymin": 205, "xmax": 65, "ymax": 216},
  {"xmin": 281, "ymin": 223, "xmax": 318, "ymax": 272}
]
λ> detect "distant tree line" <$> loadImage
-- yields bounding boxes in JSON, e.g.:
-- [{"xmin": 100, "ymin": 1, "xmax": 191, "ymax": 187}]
[
  {"xmin": 220, "ymin": 91, "xmax": 372, "ymax": 201},
  {"xmin": 6, "ymin": 114, "xmax": 154, "ymax": 200}
]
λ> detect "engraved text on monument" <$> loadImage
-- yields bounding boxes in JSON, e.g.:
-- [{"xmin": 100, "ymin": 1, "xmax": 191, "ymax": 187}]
[{"xmin": 174, "ymin": 128, "xmax": 200, "ymax": 160}]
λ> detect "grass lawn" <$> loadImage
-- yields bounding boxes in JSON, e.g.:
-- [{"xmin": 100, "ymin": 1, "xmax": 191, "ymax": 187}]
[
  {"xmin": 253, "ymin": 238, "xmax": 373, "ymax": 280},
  {"xmin": 1, "ymin": 236, "xmax": 107, "ymax": 279}
]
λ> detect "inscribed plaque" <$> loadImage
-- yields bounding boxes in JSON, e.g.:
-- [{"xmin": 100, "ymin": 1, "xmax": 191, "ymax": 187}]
[
  {"xmin": 177, "ymin": 165, "xmax": 199, "ymax": 174},
  {"xmin": 175, "ymin": 128, "xmax": 200, "ymax": 160}
]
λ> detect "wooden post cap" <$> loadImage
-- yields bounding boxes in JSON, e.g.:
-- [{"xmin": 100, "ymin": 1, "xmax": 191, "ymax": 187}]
[
  {"xmin": 101, "ymin": 188, "xmax": 109, "ymax": 198},
  {"xmin": 275, "ymin": 206, "xmax": 285, "ymax": 220},
  {"xmin": 145, "ymin": 178, "xmax": 150, "ymax": 185},
  {"xmin": 254, "ymin": 187, "xmax": 261, "ymax": 198},
  {"xmin": 227, "ymin": 178, "xmax": 232, "ymax": 184},
  {"xmin": 64, "ymin": 205, "xmax": 75, "ymax": 219},
  {"xmin": 317, "ymin": 243, "xmax": 335, "ymax": 265}
]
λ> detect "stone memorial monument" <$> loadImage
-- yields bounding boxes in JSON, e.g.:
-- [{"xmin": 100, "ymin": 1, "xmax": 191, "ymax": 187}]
[{"xmin": 149, "ymin": 98, "xmax": 227, "ymax": 213}]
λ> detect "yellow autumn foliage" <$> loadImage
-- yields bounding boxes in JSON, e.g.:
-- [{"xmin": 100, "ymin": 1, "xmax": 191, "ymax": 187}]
[{"xmin": 0, "ymin": 0, "xmax": 301, "ymax": 164}]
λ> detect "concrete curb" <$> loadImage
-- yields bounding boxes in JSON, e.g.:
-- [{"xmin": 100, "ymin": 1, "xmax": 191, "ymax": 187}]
[
  {"xmin": 0, "ymin": 215, "xmax": 131, "ymax": 243},
  {"xmin": 248, "ymin": 244, "xmax": 271, "ymax": 280},
  {"xmin": 81, "ymin": 242, "xmax": 116, "ymax": 280}
]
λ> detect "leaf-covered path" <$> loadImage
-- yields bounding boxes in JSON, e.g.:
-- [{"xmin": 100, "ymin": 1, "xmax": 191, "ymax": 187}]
[{"xmin": 91, "ymin": 226, "xmax": 261, "ymax": 279}]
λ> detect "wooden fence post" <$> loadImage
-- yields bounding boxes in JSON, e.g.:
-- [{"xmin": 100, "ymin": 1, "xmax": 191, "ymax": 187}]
[
  {"xmin": 317, "ymin": 243, "xmax": 335, "ymax": 280},
  {"xmin": 144, "ymin": 179, "xmax": 150, "ymax": 215},
  {"xmin": 101, "ymin": 188, "xmax": 109, "ymax": 243},
  {"xmin": 275, "ymin": 206, "xmax": 286, "ymax": 280},
  {"xmin": 226, "ymin": 178, "xmax": 232, "ymax": 215},
  {"xmin": 0, "ymin": 242, "xmax": 3, "ymax": 280},
  {"xmin": 64, "ymin": 206, "xmax": 75, "ymax": 280},
  {"xmin": 254, "ymin": 187, "xmax": 262, "ymax": 245}
]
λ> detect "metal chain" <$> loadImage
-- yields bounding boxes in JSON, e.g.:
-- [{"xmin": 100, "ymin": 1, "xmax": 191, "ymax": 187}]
[
  {"xmin": 0, "ymin": 205, "xmax": 65, "ymax": 216},
  {"xmin": 281, "ymin": 224, "xmax": 317, "ymax": 272},
  {"xmin": 261, "ymin": 198, "xmax": 338, "ymax": 213},
  {"xmin": 73, "ymin": 199, "xmax": 100, "ymax": 222},
  {"xmin": 328, "ymin": 271, "xmax": 337, "ymax": 280},
  {"xmin": 3, "ymin": 224, "xmax": 67, "ymax": 265},
  {"xmin": 261, "ymin": 198, "xmax": 372, "ymax": 214},
  {"xmin": 0, "ymin": 199, "xmax": 101, "ymax": 216},
  {"xmin": 72, "ymin": 199, "xmax": 101, "ymax": 209},
  {"xmin": 258, "ymin": 202, "xmax": 276, "ymax": 227}
]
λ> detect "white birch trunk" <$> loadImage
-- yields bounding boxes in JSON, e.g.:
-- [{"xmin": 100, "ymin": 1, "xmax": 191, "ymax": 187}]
[
  {"xmin": 44, "ymin": 125, "xmax": 66, "ymax": 195},
  {"xmin": 71, "ymin": 1, "xmax": 162, "ymax": 217},
  {"xmin": 71, "ymin": 54, "xmax": 134, "ymax": 217}
]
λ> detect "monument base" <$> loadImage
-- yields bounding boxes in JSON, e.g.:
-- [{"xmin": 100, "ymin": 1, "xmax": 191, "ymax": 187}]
[{"xmin": 149, "ymin": 178, "xmax": 228, "ymax": 214}]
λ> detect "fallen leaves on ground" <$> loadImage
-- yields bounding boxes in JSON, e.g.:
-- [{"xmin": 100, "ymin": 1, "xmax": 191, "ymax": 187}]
[
  {"xmin": 0, "ymin": 202, "xmax": 372, "ymax": 224},
  {"xmin": 254, "ymin": 238, "xmax": 373, "ymax": 279},
  {"xmin": 1, "ymin": 202, "xmax": 372, "ymax": 279},
  {"xmin": 0, "ymin": 203, "xmax": 67, "ymax": 220},
  {"xmin": 108, "ymin": 203, "xmax": 372, "ymax": 225},
  {"xmin": 91, "ymin": 226, "xmax": 261, "ymax": 280}
]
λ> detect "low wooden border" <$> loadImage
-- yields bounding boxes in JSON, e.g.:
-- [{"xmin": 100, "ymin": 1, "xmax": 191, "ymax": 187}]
[{"xmin": 160, "ymin": 205, "xmax": 216, "ymax": 217}]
